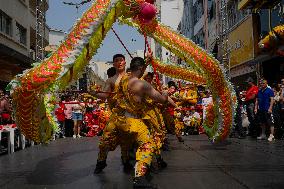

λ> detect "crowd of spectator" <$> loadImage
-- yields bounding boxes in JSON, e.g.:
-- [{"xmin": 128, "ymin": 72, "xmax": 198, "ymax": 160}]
[
  {"xmin": 1, "ymin": 76, "xmax": 284, "ymax": 155},
  {"xmin": 232, "ymin": 77, "xmax": 284, "ymax": 141}
]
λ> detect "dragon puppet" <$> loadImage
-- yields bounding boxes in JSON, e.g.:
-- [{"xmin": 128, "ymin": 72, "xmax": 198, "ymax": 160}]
[
  {"xmin": 7, "ymin": 0, "xmax": 236, "ymax": 143},
  {"xmin": 258, "ymin": 25, "xmax": 284, "ymax": 54}
]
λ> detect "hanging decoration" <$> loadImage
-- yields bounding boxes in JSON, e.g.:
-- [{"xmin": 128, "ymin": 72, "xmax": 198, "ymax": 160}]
[{"xmin": 258, "ymin": 24, "xmax": 284, "ymax": 52}]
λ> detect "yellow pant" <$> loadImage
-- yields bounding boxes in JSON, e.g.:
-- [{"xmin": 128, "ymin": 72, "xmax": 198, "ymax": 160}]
[
  {"xmin": 144, "ymin": 107, "xmax": 166, "ymax": 155},
  {"xmin": 97, "ymin": 113, "xmax": 130, "ymax": 163},
  {"xmin": 117, "ymin": 117, "xmax": 156, "ymax": 177},
  {"xmin": 174, "ymin": 119, "xmax": 184, "ymax": 136}
]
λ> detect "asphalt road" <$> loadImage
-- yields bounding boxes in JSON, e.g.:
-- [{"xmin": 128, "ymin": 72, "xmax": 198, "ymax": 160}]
[{"xmin": 0, "ymin": 135, "xmax": 284, "ymax": 189}]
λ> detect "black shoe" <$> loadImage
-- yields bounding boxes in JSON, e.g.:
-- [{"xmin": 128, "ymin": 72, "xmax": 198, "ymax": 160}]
[
  {"xmin": 94, "ymin": 160, "xmax": 107, "ymax": 174},
  {"xmin": 133, "ymin": 176, "xmax": 158, "ymax": 189},
  {"xmin": 178, "ymin": 137, "xmax": 184, "ymax": 142},
  {"xmin": 162, "ymin": 143, "xmax": 170, "ymax": 151},
  {"xmin": 123, "ymin": 161, "xmax": 133, "ymax": 173},
  {"xmin": 149, "ymin": 163, "xmax": 159, "ymax": 174},
  {"xmin": 157, "ymin": 158, "xmax": 167, "ymax": 169}
]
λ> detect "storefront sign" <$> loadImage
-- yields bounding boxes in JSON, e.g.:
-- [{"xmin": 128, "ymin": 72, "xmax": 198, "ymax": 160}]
[{"xmin": 228, "ymin": 16, "xmax": 255, "ymax": 68}]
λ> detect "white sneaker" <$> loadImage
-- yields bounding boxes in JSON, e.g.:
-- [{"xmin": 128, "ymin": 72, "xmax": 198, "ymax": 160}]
[
  {"xmin": 73, "ymin": 135, "xmax": 77, "ymax": 138},
  {"xmin": 77, "ymin": 134, "xmax": 82, "ymax": 138},
  {"xmin": 186, "ymin": 133, "xmax": 189, "ymax": 136},
  {"xmin": 257, "ymin": 135, "xmax": 266, "ymax": 140},
  {"xmin": 268, "ymin": 134, "xmax": 275, "ymax": 142},
  {"xmin": 181, "ymin": 132, "xmax": 184, "ymax": 136}
]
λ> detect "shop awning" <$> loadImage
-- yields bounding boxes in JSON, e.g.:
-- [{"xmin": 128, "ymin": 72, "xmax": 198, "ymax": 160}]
[
  {"xmin": 238, "ymin": 0, "xmax": 280, "ymax": 10},
  {"xmin": 0, "ymin": 44, "xmax": 33, "ymax": 69}
]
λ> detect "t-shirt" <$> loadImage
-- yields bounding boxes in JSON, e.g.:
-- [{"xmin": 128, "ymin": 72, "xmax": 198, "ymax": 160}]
[
  {"xmin": 72, "ymin": 100, "xmax": 84, "ymax": 113},
  {"xmin": 257, "ymin": 87, "xmax": 274, "ymax": 111},
  {"xmin": 183, "ymin": 116, "xmax": 192, "ymax": 126},
  {"xmin": 64, "ymin": 101, "xmax": 73, "ymax": 119},
  {"xmin": 192, "ymin": 112, "xmax": 201, "ymax": 120},
  {"xmin": 55, "ymin": 105, "xmax": 65, "ymax": 122},
  {"xmin": 202, "ymin": 96, "xmax": 213, "ymax": 107},
  {"xmin": 245, "ymin": 85, "xmax": 258, "ymax": 101}
]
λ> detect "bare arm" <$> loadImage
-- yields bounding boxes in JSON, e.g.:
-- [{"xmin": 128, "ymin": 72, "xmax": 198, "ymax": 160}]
[
  {"xmin": 4, "ymin": 100, "xmax": 12, "ymax": 112},
  {"xmin": 254, "ymin": 98, "xmax": 258, "ymax": 114},
  {"xmin": 167, "ymin": 96, "xmax": 178, "ymax": 108},
  {"xmin": 90, "ymin": 79, "xmax": 112, "ymax": 99},
  {"xmin": 280, "ymin": 89, "xmax": 284, "ymax": 102},
  {"xmin": 268, "ymin": 97, "xmax": 274, "ymax": 113},
  {"xmin": 141, "ymin": 81, "xmax": 168, "ymax": 104}
]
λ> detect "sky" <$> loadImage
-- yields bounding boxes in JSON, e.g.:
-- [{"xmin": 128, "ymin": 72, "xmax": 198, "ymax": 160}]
[{"xmin": 46, "ymin": 0, "xmax": 145, "ymax": 61}]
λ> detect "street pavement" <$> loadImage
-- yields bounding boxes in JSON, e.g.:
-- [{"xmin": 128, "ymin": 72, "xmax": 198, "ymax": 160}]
[{"xmin": 0, "ymin": 135, "xmax": 284, "ymax": 189}]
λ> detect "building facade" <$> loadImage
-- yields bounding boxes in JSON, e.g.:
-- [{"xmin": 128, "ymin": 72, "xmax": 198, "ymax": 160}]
[
  {"xmin": 152, "ymin": 0, "xmax": 184, "ymax": 84},
  {"xmin": 0, "ymin": 0, "xmax": 49, "ymax": 89}
]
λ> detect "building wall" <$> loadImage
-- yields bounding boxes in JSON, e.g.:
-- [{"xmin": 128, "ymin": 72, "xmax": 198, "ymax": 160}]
[
  {"xmin": 0, "ymin": 0, "xmax": 49, "ymax": 86},
  {"xmin": 180, "ymin": 0, "xmax": 193, "ymax": 39},
  {"xmin": 0, "ymin": 0, "xmax": 49, "ymax": 57},
  {"xmin": 160, "ymin": 0, "xmax": 184, "ymax": 62}
]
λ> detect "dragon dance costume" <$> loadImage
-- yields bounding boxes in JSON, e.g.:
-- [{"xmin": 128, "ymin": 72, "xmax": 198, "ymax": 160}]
[
  {"xmin": 96, "ymin": 81, "xmax": 131, "ymax": 166},
  {"xmin": 114, "ymin": 75, "xmax": 159, "ymax": 177}
]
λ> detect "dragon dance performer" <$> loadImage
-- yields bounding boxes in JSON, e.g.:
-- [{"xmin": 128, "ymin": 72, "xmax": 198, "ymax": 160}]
[
  {"xmin": 162, "ymin": 83, "xmax": 185, "ymax": 142},
  {"xmin": 114, "ymin": 57, "xmax": 177, "ymax": 188},
  {"xmin": 179, "ymin": 82, "xmax": 198, "ymax": 106},
  {"xmin": 142, "ymin": 72, "xmax": 170, "ymax": 167},
  {"xmin": 92, "ymin": 54, "xmax": 132, "ymax": 174}
]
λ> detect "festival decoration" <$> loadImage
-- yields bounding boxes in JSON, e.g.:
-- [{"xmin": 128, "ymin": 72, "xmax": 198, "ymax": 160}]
[
  {"xmin": 151, "ymin": 59, "xmax": 205, "ymax": 85},
  {"xmin": 8, "ymin": 0, "xmax": 235, "ymax": 143},
  {"xmin": 138, "ymin": 2, "xmax": 157, "ymax": 23},
  {"xmin": 259, "ymin": 24, "xmax": 284, "ymax": 51},
  {"xmin": 119, "ymin": 17, "xmax": 236, "ymax": 141}
]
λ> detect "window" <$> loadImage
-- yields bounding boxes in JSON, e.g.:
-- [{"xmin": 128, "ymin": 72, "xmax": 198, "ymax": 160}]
[
  {"xmin": 227, "ymin": 0, "xmax": 250, "ymax": 29},
  {"xmin": 194, "ymin": 29, "xmax": 205, "ymax": 48},
  {"xmin": 208, "ymin": 0, "xmax": 216, "ymax": 21},
  {"xmin": 0, "ymin": 10, "xmax": 12, "ymax": 36},
  {"xmin": 193, "ymin": 0, "xmax": 204, "ymax": 25},
  {"xmin": 16, "ymin": 23, "xmax": 27, "ymax": 45}
]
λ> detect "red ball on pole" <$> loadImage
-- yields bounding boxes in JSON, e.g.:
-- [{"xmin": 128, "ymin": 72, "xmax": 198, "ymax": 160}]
[
  {"xmin": 139, "ymin": 2, "xmax": 157, "ymax": 23},
  {"xmin": 145, "ymin": 0, "xmax": 155, "ymax": 4}
]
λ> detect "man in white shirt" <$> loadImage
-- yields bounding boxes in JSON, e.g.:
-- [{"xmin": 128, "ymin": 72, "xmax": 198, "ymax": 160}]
[
  {"xmin": 183, "ymin": 110, "xmax": 192, "ymax": 135},
  {"xmin": 202, "ymin": 91, "xmax": 213, "ymax": 122}
]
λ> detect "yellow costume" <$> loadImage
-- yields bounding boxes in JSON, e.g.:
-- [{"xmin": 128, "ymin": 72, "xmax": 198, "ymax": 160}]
[
  {"xmin": 114, "ymin": 75, "xmax": 156, "ymax": 177},
  {"xmin": 179, "ymin": 87, "xmax": 198, "ymax": 106},
  {"xmin": 96, "ymin": 81, "xmax": 130, "ymax": 164},
  {"xmin": 174, "ymin": 112, "xmax": 184, "ymax": 136},
  {"xmin": 144, "ymin": 99, "xmax": 167, "ymax": 156}
]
